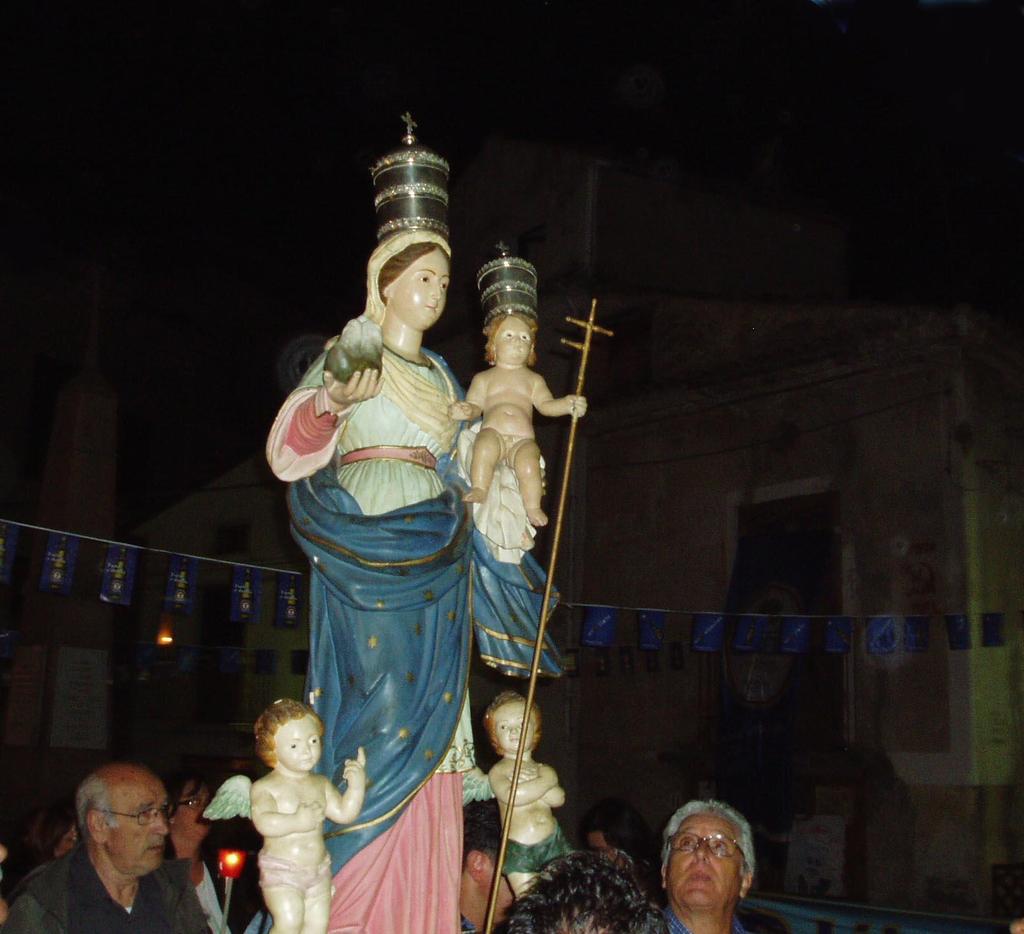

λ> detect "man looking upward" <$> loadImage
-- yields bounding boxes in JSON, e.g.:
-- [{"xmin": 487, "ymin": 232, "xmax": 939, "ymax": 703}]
[{"xmin": 660, "ymin": 799, "xmax": 754, "ymax": 934}]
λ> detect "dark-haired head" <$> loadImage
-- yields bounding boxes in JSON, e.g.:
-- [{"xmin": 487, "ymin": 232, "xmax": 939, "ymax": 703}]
[
  {"xmin": 22, "ymin": 800, "xmax": 78, "ymax": 867},
  {"xmin": 463, "ymin": 799, "xmax": 502, "ymax": 865},
  {"xmin": 505, "ymin": 851, "xmax": 668, "ymax": 933}
]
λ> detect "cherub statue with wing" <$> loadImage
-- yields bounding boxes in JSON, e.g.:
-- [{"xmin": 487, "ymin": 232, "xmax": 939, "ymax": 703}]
[{"xmin": 205, "ymin": 699, "xmax": 366, "ymax": 934}]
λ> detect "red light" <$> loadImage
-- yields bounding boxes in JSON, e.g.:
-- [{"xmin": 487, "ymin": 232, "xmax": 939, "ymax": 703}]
[{"xmin": 218, "ymin": 848, "xmax": 246, "ymax": 879}]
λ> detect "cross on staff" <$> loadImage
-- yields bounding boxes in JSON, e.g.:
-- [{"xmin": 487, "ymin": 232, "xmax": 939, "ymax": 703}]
[{"xmin": 484, "ymin": 298, "xmax": 613, "ymax": 933}]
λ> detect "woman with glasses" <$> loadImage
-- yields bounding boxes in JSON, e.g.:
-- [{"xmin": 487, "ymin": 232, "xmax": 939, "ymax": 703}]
[{"xmin": 165, "ymin": 772, "xmax": 225, "ymax": 933}]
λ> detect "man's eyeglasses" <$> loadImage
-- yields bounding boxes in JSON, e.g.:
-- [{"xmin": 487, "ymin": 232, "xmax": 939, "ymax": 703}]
[
  {"xmin": 100, "ymin": 804, "xmax": 171, "ymax": 826},
  {"xmin": 670, "ymin": 832, "xmax": 741, "ymax": 860}
]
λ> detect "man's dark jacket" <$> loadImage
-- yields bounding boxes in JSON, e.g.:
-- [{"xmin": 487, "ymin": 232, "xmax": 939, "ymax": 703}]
[{"xmin": 4, "ymin": 845, "xmax": 209, "ymax": 933}]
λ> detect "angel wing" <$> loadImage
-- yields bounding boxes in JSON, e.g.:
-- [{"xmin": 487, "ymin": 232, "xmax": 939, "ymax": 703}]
[
  {"xmin": 462, "ymin": 766, "xmax": 495, "ymax": 804},
  {"xmin": 203, "ymin": 774, "xmax": 253, "ymax": 820}
]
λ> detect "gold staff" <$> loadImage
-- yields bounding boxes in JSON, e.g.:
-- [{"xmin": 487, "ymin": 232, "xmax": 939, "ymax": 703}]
[{"xmin": 484, "ymin": 298, "xmax": 613, "ymax": 933}]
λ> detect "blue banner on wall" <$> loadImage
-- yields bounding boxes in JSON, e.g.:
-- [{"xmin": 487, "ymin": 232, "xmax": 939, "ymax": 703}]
[
  {"xmin": 739, "ymin": 894, "xmax": 1005, "ymax": 933},
  {"xmin": 718, "ymin": 527, "xmax": 833, "ymax": 846}
]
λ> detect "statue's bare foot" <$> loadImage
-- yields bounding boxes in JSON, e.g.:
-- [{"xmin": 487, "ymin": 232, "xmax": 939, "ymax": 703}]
[
  {"xmin": 527, "ymin": 507, "xmax": 548, "ymax": 527},
  {"xmin": 463, "ymin": 487, "xmax": 488, "ymax": 503}
]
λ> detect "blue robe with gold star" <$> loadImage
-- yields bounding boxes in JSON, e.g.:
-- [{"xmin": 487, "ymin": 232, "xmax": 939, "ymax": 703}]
[{"xmin": 286, "ymin": 349, "xmax": 560, "ymax": 873}]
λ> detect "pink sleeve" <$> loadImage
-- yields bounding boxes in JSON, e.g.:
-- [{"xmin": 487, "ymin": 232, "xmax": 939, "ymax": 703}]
[{"xmin": 266, "ymin": 387, "xmax": 352, "ymax": 481}]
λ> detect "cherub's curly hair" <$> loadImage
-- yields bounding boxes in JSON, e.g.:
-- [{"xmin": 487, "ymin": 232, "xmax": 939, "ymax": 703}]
[
  {"xmin": 482, "ymin": 690, "xmax": 542, "ymax": 751},
  {"xmin": 483, "ymin": 313, "xmax": 538, "ymax": 367},
  {"xmin": 254, "ymin": 698, "xmax": 324, "ymax": 768}
]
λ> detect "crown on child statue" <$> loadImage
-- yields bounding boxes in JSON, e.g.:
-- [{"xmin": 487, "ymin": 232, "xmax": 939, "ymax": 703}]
[
  {"xmin": 477, "ymin": 242, "xmax": 538, "ymax": 328},
  {"xmin": 370, "ymin": 112, "xmax": 450, "ymax": 243}
]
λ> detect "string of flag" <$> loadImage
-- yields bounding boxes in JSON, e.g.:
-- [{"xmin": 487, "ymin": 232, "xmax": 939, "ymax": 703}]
[
  {"xmin": 130, "ymin": 642, "xmax": 309, "ymax": 677},
  {"xmin": 564, "ymin": 603, "xmax": 1013, "ymax": 655},
  {"xmin": 0, "ymin": 631, "xmax": 310, "ymax": 676},
  {"xmin": 0, "ymin": 519, "xmax": 303, "ymax": 627},
  {"xmin": 1, "ymin": 520, "xmax": 1016, "ymax": 662}
]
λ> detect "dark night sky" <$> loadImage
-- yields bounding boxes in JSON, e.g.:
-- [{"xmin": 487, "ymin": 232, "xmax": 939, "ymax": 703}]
[{"xmin": 2, "ymin": 0, "xmax": 1023, "ymax": 517}]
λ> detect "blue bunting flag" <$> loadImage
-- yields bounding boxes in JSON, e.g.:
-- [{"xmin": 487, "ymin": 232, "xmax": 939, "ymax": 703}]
[
  {"xmin": 637, "ymin": 609, "xmax": 666, "ymax": 651},
  {"xmin": 163, "ymin": 555, "xmax": 198, "ymax": 614},
  {"xmin": 275, "ymin": 573, "xmax": 302, "ymax": 628},
  {"xmin": 903, "ymin": 616, "xmax": 930, "ymax": 652},
  {"xmin": 780, "ymin": 616, "xmax": 811, "ymax": 654},
  {"xmin": 0, "ymin": 630, "xmax": 18, "ymax": 659},
  {"xmin": 177, "ymin": 645, "xmax": 200, "ymax": 674},
  {"xmin": 135, "ymin": 642, "xmax": 156, "ymax": 672},
  {"xmin": 824, "ymin": 616, "xmax": 853, "ymax": 654},
  {"xmin": 219, "ymin": 647, "xmax": 242, "ymax": 674},
  {"xmin": 100, "ymin": 545, "xmax": 139, "ymax": 606},
  {"xmin": 0, "ymin": 521, "xmax": 20, "ymax": 585},
  {"xmin": 691, "ymin": 613, "xmax": 725, "ymax": 652},
  {"xmin": 982, "ymin": 612, "xmax": 1005, "ymax": 647},
  {"xmin": 581, "ymin": 605, "xmax": 618, "ymax": 647},
  {"xmin": 255, "ymin": 648, "xmax": 277, "ymax": 675},
  {"xmin": 945, "ymin": 614, "xmax": 971, "ymax": 650},
  {"xmin": 866, "ymin": 616, "xmax": 896, "ymax": 654},
  {"xmin": 39, "ymin": 533, "xmax": 79, "ymax": 595},
  {"xmin": 230, "ymin": 566, "xmax": 262, "ymax": 623},
  {"xmin": 733, "ymin": 615, "xmax": 768, "ymax": 653}
]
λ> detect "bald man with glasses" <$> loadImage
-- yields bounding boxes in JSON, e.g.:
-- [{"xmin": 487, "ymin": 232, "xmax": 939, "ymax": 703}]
[
  {"xmin": 5, "ymin": 761, "xmax": 208, "ymax": 932},
  {"xmin": 660, "ymin": 799, "xmax": 755, "ymax": 934}
]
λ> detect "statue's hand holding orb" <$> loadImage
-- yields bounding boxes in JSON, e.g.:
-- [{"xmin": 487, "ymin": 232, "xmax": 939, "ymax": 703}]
[{"xmin": 324, "ymin": 367, "xmax": 383, "ymax": 408}]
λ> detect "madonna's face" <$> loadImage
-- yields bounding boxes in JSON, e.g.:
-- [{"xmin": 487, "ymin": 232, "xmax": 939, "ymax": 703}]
[{"xmin": 381, "ymin": 247, "xmax": 450, "ymax": 334}]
